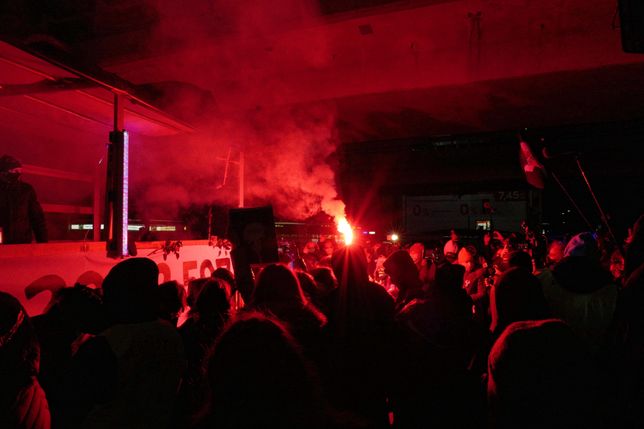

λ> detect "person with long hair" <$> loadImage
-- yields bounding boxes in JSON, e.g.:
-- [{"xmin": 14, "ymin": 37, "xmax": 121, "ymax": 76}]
[{"xmin": 196, "ymin": 312, "xmax": 345, "ymax": 429}]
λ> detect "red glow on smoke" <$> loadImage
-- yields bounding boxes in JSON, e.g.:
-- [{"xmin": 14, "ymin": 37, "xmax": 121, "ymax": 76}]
[{"xmin": 112, "ymin": 1, "xmax": 348, "ymax": 223}]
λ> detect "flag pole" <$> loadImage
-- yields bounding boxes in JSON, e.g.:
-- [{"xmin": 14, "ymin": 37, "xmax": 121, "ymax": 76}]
[
  {"xmin": 575, "ymin": 156, "xmax": 620, "ymax": 249},
  {"xmin": 549, "ymin": 170, "xmax": 595, "ymax": 230},
  {"xmin": 518, "ymin": 133, "xmax": 594, "ymax": 232}
]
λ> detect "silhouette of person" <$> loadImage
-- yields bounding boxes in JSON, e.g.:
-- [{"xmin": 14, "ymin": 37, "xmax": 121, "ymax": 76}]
[
  {"xmin": 0, "ymin": 291, "xmax": 51, "ymax": 429},
  {"xmin": 57, "ymin": 258, "xmax": 184, "ymax": 429},
  {"xmin": 0, "ymin": 155, "xmax": 47, "ymax": 244}
]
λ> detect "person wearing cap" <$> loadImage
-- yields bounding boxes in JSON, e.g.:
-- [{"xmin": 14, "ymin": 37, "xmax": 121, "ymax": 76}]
[{"xmin": 0, "ymin": 155, "xmax": 47, "ymax": 244}]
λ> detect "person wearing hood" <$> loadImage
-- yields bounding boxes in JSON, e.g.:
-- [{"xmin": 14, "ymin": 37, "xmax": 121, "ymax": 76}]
[
  {"xmin": 0, "ymin": 155, "xmax": 47, "ymax": 244},
  {"xmin": 538, "ymin": 232, "xmax": 618, "ymax": 352},
  {"xmin": 384, "ymin": 250, "xmax": 425, "ymax": 313}
]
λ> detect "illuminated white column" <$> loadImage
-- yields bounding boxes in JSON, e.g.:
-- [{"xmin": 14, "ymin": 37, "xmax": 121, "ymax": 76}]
[
  {"xmin": 121, "ymin": 131, "xmax": 129, "ymax": 256},
  {"xmin": 105, "ymin": 92, "xmax": 129, "ymax": 257}
]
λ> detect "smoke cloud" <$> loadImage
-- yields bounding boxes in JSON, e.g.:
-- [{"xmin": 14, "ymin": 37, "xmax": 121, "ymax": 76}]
[
  {"xmin": 243, "ymin": 103, "xmax": 346, "ymax": 220},
  {"xmin": 130, "ymin": 0, "xmax": 346, "ymax": 222},
  {"xmin": 133, "ymin": 104, "xmax": 345, "ymax": 221}
]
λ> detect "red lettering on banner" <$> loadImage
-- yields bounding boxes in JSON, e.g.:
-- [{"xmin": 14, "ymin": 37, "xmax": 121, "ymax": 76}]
[
  {"xmin": 76, "ymin": 271, "xmax": 104, "ymax": 288},
  {"xmin": 183, "ymin": 260, "xmax": 198, "ymax": 285},
  {"xmin": 158, "ymin": 263, "xmax": 171, "ymax": 284},
  {"xmin": 24, "ymin": 274, "xmax": 66, "ymax": 300},
  {"xmin": 216, "ymin": 258, "xmax": 231, "ymax": 270},
  {"xmin": 200, "ymin": 260, "xmax": 215, "ymax": 278}
]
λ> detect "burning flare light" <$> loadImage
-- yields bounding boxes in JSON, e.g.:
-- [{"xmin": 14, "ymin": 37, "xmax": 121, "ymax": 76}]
[{"xmin": 336, "ymin": 217, "xmax": 354, "ymax": 246}]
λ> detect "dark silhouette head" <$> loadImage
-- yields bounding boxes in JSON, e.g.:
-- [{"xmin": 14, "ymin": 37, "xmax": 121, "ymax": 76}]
[
  {"xmin": 102, "ymin": 257, "xmax": 159, "ymax": 324},
  {"xmin": 194, "ymin": 278, "xmax": 230, "ymax": 322},
  {"xmin": 212, "ymin": 267, "xmax": 235, "ymax": 298},
  {"xmin": 434, "ymin": 262, "xmax": 466, "ymax": 292},
  {"xmin": 0, "ymin": 154, "xmax": 20, "ymax": 171},
  {"xmin": 158, "ymin": 280, "xmax": 186, "ymax": 326},
  {"xmin": 508, "ymin": 250, "xmax": 533, "ymax": 272},
  {"xmin": 488, "ymin": 319, "xmax": 598, "ymax": 429},
  {"xmin": 0, "ymin": 292, "xmax": 39, "ymax": 391},
  {"xmin": 331, "ymin": 245, "xmax": 369, "ymax": 288},
  {"xmin": 0, "ymin": 154, "xmax": 21, "ymax": 183},
  {"xmin": 310, "ymin": 267, "xmax": 338, "ymax": 294},
  {"xmin": 295, "ymin": 270, "xmax": 319, "ymax": 302},
  {"xmin": 383, "ymin": 250, "xmax": 420, "ymax": 291},
  {"xmin": 44, "ymin": 284, "xmax": 107, "ymax": 335},
  {"xmin": 491, "ymin": 267, "xmax": 549, "ymax": 335},
  {"xmin": 252, "ymin": 264, "xmax": 307, "ymax": 307},
  {"xmin": 187, "ymin": 277, "xmax": 210, "ymax": 310},
  {"xmin": 205, "ymin": 312, "xmax": 321, "ymax": 428}
]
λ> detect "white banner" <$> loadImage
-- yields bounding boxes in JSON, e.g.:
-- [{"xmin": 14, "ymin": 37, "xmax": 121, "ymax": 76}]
[
  {"xmin": 0, "ymin": 240, "xmax": 232, "ymax": 316},
  {"xmin": 404, "ymin": 193, "xmax": 529, "ymax": 234}
]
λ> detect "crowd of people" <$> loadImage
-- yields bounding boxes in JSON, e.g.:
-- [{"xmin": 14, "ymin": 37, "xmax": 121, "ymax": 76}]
[{"xmin": 2, "ymin": 213, "xmax": 644, "ymax": 429}]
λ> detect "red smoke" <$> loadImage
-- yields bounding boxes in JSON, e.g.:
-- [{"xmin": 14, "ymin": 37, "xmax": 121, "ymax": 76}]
[
  {"xmin": 133, "ymin": 103, "xmax": 346, "ymax": 222},
  {"xmin": 127, "ymin": 0, "xmax": 348, "ymax": 222}
]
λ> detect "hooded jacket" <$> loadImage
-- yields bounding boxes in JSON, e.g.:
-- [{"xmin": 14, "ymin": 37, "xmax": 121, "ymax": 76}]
[
  {"xmin": 539, "ymin": 233, "xmax": 617, "ymax": 351},
  {"xmin": 0, "ymin": 180, "xmax": 47, "ymax": 244}
]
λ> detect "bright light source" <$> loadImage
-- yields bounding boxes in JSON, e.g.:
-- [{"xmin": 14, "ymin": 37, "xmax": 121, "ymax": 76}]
[
  {"xmin": 336, "ymin": 216, "xmax": 354, "ymax": 245},
  {"xmin": 152, "ymin": 226, "xmax": 177, "ymax": 232},
  {"xmin": 368, "ymin": 231, "xmax": 376, "ymax": 235},
  {"xmin": 121, "ymin": 131, "xmax": 129, "ymax": 256},
  {"xmin": 390, "ymin": 233, "xmax": 399, "ymax": 242}
]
